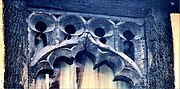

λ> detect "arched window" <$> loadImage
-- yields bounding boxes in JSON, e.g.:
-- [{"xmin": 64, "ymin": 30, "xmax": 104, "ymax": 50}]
[
  {"xmin": 35, "ymin": 73, "xmax": 46, "ymax": 89},
  {"xmin": 64, "ymin": 24, "xmax": 76, "ymax": 40},
  {"xmin": 34, "ymin": 21, "xmax": 48, "ymax": 48},
  {"xmin": 35, "ymin": 33, "xmax": 47, "ymax": 48},
  {"xmin": 35, "ymin": 69, "xmax": 53, "ymax": 89},
  {"xmin": 123, "ymin": 30, "xmax": 135, "ymax": 60},
  {"xmin": 51, "ymin": 56, "xmax": 76, "ymax": 89},
  {"xmin": 123, "ymin": 40, "xmax": 134, "ymax": 60},
  {"xmin": 117, "ymin": 81, "xmax": 132, "ymax": 89},
  {"xmin": 116, "ymin": 76, "xmax": 133, "ymax": 89},
  {"xmin": 47, "ymin": 50, "xmax": 133, "ymax": 89},
  {"xmin": 94, "ymin": 27, "xmax": 107, "ymax": 44}
]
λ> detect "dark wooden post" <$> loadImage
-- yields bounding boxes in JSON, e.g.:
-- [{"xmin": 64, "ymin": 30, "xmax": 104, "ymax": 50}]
[
  {"xmin": 145, "ymin": 1, "xmax": 179, "ymax": 88},
  {"xmin": 3, "ymin": 0, "xmax": 28, "ymax": 88}
]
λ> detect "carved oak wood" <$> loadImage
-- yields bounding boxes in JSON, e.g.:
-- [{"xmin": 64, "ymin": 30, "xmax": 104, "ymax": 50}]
[{"xmin": 3, "ymin": 0, "xmax": 179, "ymax": 88}]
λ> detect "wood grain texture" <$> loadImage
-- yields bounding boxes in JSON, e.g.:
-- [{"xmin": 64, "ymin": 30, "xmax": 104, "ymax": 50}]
[
  {"xmin": 26, "ymin": 0, "xmax": 149, "ymax": 18},
  {"xmin": 3, "ymin": 0, "xmax": 28, "ymax": 88},
  {"xmin": 145, "ymin": 8, "xmax": 174, "ymax": 89},
  {"xmin": 0, "ymin": 0, "xmax": 4, "ymax": 88},
  {"xmin": 26, "ymin": 0, "xmax": 179, "ymax": 18},
  {"xmin": 0, "ymin": 0, "xmax": 179, "ymax": 88}
]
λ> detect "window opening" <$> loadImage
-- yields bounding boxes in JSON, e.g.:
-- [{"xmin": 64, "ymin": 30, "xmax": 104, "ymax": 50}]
[
  {"xmin": 94, "ymin": 27, "xmax": 105, "ymax": 37},
  {"xmin": 100, "ymin": 37, "xmax": 107, "ymax": 44},
  {"xmin": 123, "ymin": 30, "xmax": 135, "ymax": 41},
  {"xmin": 35, "ymin": 21, "xmax": 47, "ymax": 32},
  {"xmin": 123, "ymin": 40, "xmax": 134, "ymax": 60},
  {"xmin": 65, "ymin": 24, "xmax": 76, "ymax": 34},
  {"xmin": 35, "ymin": 33, "xmax": 47, "ymax": 48}
]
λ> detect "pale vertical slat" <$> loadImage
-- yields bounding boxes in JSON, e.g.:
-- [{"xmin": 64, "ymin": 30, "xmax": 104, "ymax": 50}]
[
  {"xmin": 98, "ymin": 65, "xmax": 117, "ymax": 89},
  {"xmin": 171, "ymin": 14, "xmax": 180, "ymax": 89},
  {"xmin": 35, "ymin": 74, "xmax": 46, "ymax": 89},
  {"xmin": 45, "ymin": 74, "xmax": 49, "ymax": 89},
  {"xmin": 57, "ymin": 57, "xmax": 131, "ymax": 89},
  {"xmin": 49, "ymin": 68, "xmax": 60, "ymax": 89},
  {"xmin": 59, "ymin": 62, "xmax": 77, "ymax": 89},
  {"xmin": 117, "ymin": 81, "xmax": 130, "ymax": 89},
  {"xmin": 0, "ymin": 0, "xmax": 4, "ymax": 88},
  {"xmin": 81, "ymin": 58, "xmax": 98, "ymax": 89}
]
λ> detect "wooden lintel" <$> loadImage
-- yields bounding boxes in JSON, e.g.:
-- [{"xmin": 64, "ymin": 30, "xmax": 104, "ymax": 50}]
[{"xmin": 26, "ymin": 0, "xmax": 150, "ymax": 18}]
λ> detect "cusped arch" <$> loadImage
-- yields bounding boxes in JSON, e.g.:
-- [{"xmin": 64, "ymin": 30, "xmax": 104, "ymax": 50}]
[
  {"xmin": 30, "ymin": 33, "xmax": 143, "ymax": 84},
  {"xmin": 75, "ymin": 50, "xmax": 96, "ymax": 65},
  {"xmin": 53, "ymin": 56, "xmax": 74, "ymax": 68},
  {"xmin": 87, "ymin": 34, "xmax": 143, "ymax": 77},
  {"xmin": 48, "ymin": 48, "xmax": 75, "ymax": 67},
  {"xmin": 27, "ymin": 12, "xmax": 56, "ymax": 33},
  {"xmin": 114, "ymin": 75, "xmax": 134, "ymax": 88},
  {"xmin": 30, "ymin": 39, "xmax": 80, "ymax": 66},
  {"xmin": 119, "ymin": 67, "xmax": 142, "ymax": 84},
  {"xmin": 93, "ymin": 52, "xmax": 125, "ymax": 75},
  {"xmin": 49, "ymin": 44, "xmax": 85, "ymax": 67},
  {"xmin": 58, "ymin": 15, "xmax": 86, "ymax": 36},
  {"xmin": 114, "ymin": 67, "xmax": 138, "ymax": 85},
  {"xmin": 117, "ymin": 22, "xmax": 141, "ymax": 37},
  {"xmin": 33, "ymin": 60, "xmax": 54, "ymax": 78},
  {"xmin": 87, "ymin": 18, "xmax": 115, "ymax": 37}
]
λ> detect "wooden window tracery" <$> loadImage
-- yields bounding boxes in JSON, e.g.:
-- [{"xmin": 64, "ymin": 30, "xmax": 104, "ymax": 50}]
[{"xmin": 28, "ymin": 12, "xmax": 145, "ymax": 89}]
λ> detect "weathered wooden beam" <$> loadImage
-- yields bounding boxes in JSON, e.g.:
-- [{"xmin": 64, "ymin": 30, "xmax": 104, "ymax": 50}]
[
  {"xmin": 26, "ymin": 0, "xmax": 150, "ymax": 18},
  {"xmin": 146, "ymin": 0, "xmax": 179, "ymax": 13},
  {"xmin": 145, "ymin": 6, "xmax": 174, "ymax": 89},
  {"xmin": 26, "ymin": 0, "xmax": 179, "ymax": 18},
  {"xmin": 3, "ymin": 0, "xmax": 28, "ymax": 88}
]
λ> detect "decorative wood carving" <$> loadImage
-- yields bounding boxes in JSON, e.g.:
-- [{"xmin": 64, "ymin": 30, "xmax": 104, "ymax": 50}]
[{"xmin": 27, "ymin": 12, "xmax": 146, "ymax": 88}]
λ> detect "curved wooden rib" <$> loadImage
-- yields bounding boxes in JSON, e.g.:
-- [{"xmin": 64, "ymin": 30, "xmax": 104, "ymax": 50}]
[
  {"xmin": 48, "ymin": 44, "xmax": 85, "ymax": 67},
  {"xmin": 113, "ymin": 67, "xmax": 136, "ymax": 85},
  {"xmin": 87, "ymin": 34, "xmax": 143, "ymax": 78},
  {"xmin": 30, "ymin": 33, "xmax": 143, "ymax": 84},
  {"xmin": 48, "ymin": 48, "xmax": 74, "ymax": 66},
  {"xmin": 30, "ymin": 40, "xmax": 80, "ymax": 66},
  {"xmin": 33, "ymin": 60, "xmax": 54, "ymax": 78},
  {"xmin": 114, "ymin": 75, "xmax": 134, "ymax": 86},
  {"xmin": 84, "ymin": 42, "xmax": 104, "ymax": 64},
  {"xmin": 92, "ymin": 52, "xmax": 125, "ymax": 75}
]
